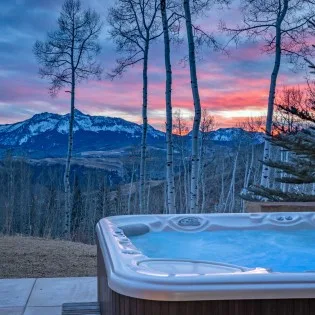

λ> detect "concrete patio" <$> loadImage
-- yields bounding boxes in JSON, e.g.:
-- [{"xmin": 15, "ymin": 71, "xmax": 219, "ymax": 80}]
[{"xmin": 0, "ymin": 277, "xmax": 97, "ymax": 315}]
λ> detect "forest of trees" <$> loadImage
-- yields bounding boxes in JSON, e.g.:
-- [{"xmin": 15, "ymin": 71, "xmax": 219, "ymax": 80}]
[
  {"xmin": 1, "ymin": 0, "xmax": 315, "ymax": 243},
  {"xmin": 0, "ymin": 136, "xmax": 264, "ymax": 243}
]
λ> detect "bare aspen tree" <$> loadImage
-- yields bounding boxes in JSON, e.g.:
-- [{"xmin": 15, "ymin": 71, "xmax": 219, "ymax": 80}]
[
  {"xmin": 147, "ymin": 180, "xmax": 152, "ymax": 211},
  {"xmin": 274, "ymin": 87, "xmax": 305, "ymax": 132},
  {"xmin": 2, "ymin": 151, "xmax": 15, "ymax": 234},
  {"xmin": 128, "ymin": 162, "xmax": 136, "ymax": 214},
  {"xmin": 260, "ymin": 0, "xmax": 288, "ymax": 188},
  {"xmin": 182, "ymin": 0, "xmax": 202, "ymax": 213},
  {"xmin": 221, "ymin": 0, "xmax": 314, "ymax": 188},
  {"xmin": 182, "ymin": 0, "xmax": 225, "ymax": 213},
  {"xmin": 125, "ymin": 146, "xmax": 140, "ymax": 214},
  {"xmin": 198, "ymin": 109, "xmax": 215, "ymax": 212},
  {"xmin": 224, "ymin": 145, "xmax": 240, "ymax": 213},
  {"xmin": 240, "ymin": 116, "xmax": 265, "ymax": 189},
  {"xmin": 217, "ymin": 158, "xmax": 226, "ymax": 212},
  {"xmin": 238, "ymin": 116, "xmax": 265, "ymax": 210},
  {"xmin": 173, "ymin": 109, "xmax": 189, "ymax": 212},
  {"xmin": 304, "ymin": 19, "xmax": 315, "ymax": 71},
  {"xmin": 34, "ymin": 0, "xmax": 102, "ymax": 237},
  {"xmin": 108, "ymin": 0, "xmax": 165, "ymax": 214},
  {"xmin": 160, "ymin": 0, "xmax": 178, "ymax": 213}
]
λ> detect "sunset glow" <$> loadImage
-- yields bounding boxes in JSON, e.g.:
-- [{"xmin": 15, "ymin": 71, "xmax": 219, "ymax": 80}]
[{"xmin": 0, "ymin": 0, "xmax": 307, "ymax": 129}]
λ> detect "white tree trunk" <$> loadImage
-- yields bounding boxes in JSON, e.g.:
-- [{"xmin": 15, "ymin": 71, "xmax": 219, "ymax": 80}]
[
  {"xmin": 139, "ymin": 42, "xmax": 149, "ymax": 214},
  {"xmin": 178, "ymin": 171, "xmax": 183, "ymax": 211},
  {"xmin": 216, "ymin": 158, "xmax": 225, "ymax": 212},
  {"xmin": 127, "ymin": 163, "xmax": 135, "ymax": 214},
  {"xmin": 260, "ymin": 0, "xmax": 288, "ymax": 187},
  {"xmin": 197, "ymin": 134, "xmax": 204, "ymax": 211},
  {"xmin": 161, "ymin": 0, "xmax": 176, "ymax": 214},
  {"xmin": 224, "ymin": 149, "xmax": 239, "ymax": 213},
  {"xmin": 179, "ymin": 138, "xmax": 188, "ymax": 213},
  {"xmin": 146, "ymin": 180, "xmax": 151, "ymax": 212},
  {"xmin": 63, "ymin": 75, "xmax": 75, "ymax": 238},
  {"xmin": 183, "ymin": 0, "xmax": 202, "ymax": 213},
  {"xmin": 245, "ymin": 145, "xmax": 255, "ymax": 188},
  {"xmin": 201, "ymin": 169, "xmax": 206, "ymax": 213},
  {"xmin": 220, "ymin": 160, "xmax": 225, "ymax": 202},
  {"xmin": 164, "ymin": 181, "xmax": 168, "ymax": 213},
  {"xmin": 183, "ymin": 151, "xmax": 189, "ymax": 213}
]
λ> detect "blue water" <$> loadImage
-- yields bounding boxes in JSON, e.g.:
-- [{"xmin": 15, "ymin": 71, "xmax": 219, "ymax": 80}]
[{"xmin": 130, "ymin": 230, "xmax": 315, "ymax": 272}]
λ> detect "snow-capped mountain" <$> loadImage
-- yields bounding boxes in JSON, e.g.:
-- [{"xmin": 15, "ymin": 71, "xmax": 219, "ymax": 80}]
[
  {"xmin": 0, "ymin": 110, "xmax": 165, "ymax": 157},
  {"xmin": 0, "ymin": 110, "xmax": 263, "ymax": 158},
  {"xmin": 208, "ymin": 128, "xmax": 264, "ymax": 144}
]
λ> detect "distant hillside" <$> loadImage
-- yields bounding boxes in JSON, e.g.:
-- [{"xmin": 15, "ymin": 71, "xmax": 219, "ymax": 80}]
[
  {"xmin": 0, "ymin": 110, "xmax": 264, "ymax": 158},
  {"xmin": 0, "ymin": 110, "xmax": 164, "ymax": 158}
]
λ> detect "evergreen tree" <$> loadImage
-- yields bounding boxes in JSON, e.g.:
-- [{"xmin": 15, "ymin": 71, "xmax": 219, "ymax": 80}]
[{"xmin": 245, "ymin": 87, "xmax": 315, "ymax": 201}]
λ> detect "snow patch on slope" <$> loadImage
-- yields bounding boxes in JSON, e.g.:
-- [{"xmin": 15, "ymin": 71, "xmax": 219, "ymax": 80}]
[{"xmin": 0, "ymin": 109, "xmax": 164, "ymax": 146}]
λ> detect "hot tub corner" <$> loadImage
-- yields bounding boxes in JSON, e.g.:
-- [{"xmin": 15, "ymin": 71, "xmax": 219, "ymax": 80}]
[{"xmin": 96, "ymin": 214, "xmax": 315, "ymax": 315}]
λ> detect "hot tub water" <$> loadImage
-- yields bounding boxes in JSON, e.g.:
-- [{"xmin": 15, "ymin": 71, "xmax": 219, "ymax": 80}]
[{"xmin": 130, "ymin": 229, "xmax": 315, "ymax": 272}]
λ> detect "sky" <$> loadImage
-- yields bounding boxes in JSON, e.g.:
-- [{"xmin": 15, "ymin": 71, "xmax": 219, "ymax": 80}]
[{"xmin": 0, "ymin": 0, "xmax": 309, "ymax": 130}]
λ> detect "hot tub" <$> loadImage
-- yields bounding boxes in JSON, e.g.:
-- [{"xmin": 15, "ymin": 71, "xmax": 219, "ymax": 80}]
[{"xmin": 96, "ymin": 213, "xmax": 315, "ymax": 315}]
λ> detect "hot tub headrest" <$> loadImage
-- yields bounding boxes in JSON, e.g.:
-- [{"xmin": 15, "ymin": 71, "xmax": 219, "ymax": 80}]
[{"xmin": 119, "ymin": 223, "xmax": 150, "ymax": 237}]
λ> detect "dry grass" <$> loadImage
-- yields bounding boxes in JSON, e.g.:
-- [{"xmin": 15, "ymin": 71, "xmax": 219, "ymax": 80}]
[{"xmin": 0, "ymin": 236, "xmax": 97, "ymax": 278}]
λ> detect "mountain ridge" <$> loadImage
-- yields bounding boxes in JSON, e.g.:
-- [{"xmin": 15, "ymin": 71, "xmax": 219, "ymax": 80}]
[{"xmin": 0, "ymin": 110, "xmax": 264, "ymax": 158}]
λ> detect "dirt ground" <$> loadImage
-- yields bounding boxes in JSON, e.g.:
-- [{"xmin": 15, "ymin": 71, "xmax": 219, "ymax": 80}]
[{"xmin": 0, "ymin": 236, "xmax": 97, "ymax": 278}]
